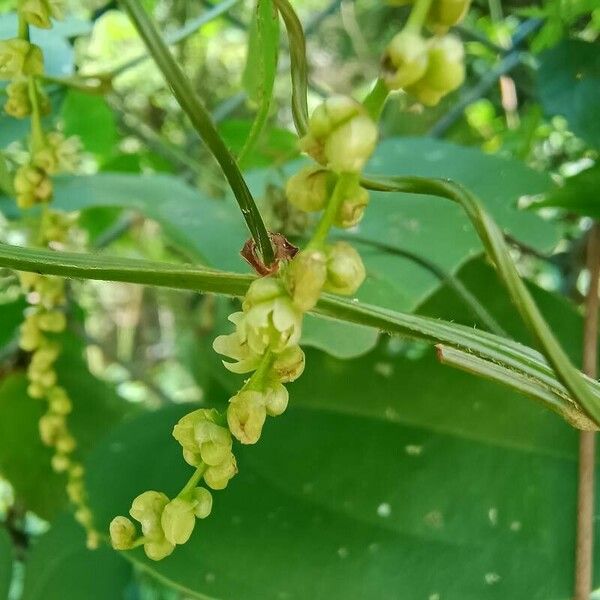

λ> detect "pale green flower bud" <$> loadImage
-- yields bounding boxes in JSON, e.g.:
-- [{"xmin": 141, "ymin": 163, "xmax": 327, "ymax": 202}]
[
  {"xmin": 324, "ymin": 242, "xmax": 366, "ymax": 296},
  {"xmin": 194, "ymin": 420, "xmax": 233, "ymax": 466},
  {"xmin": 285, "ymin": 166, "xmax": 331, "ymax": 212},
  {"xmin": 382, "ymin": 31, "xmax": 429, "ymax": 90},
  {"xmin": 39, "ymin": 413, "xmax": 65, "ymax": 445},
  {"xmin": 240, "ymin": 278, "xmax": 303, "ymax": 354},
  {"xmin": 144, "ymin": 538, "xmax": 175, "ymax": 561},
  {"xmin": 21, "ymin": 0, "xmax": 64, "ymax": 28},
  {"xmin": 227, "ymin": 390, "xmax": 267, "ymax": 445},
  {"xmin": 283, "ymin": 250, "xmax": 327, "ymax": 312},
  {"xmin": 300, "ymin": 96, "xmax": 378, "ymax": 173},
  {"xmin": 18, "ymin": 271, "xmax": 41, "ymax": 291},
  {"xmin": 48, "ymin": 386, "xmax": 72, "ymax": 414},
  {"xmin": 14, "ymin": 164, "xmax": 53, "ymax": 208},
  {"xmin": 204, "ymin": 453, "xmax": 237, "ymax": 490},
  {"xmin": 75, "ymin": 507, "xmax": 93, "ymax": 528},
  {"xmin": 66, "ymin": 479, "xmax": 84, "ymax": 503},
  {"xmin": 51, "ymin": 452, "xmax": 70, "ymax": 472},
  {"xmin": 27, "ymin": 382, "xmax": 46, "ymax": 399},
  {"xmin": 427, "ymin": 0, "xmax": 471, "ymax": 31},
  {"xmin": 19, "ymin": 315, "xmax": 42, "ymax": 351},
  {"xmin": 161, "ymin": 498, "xmax": 196, "ymax": 545},
  {"xmin": 109, "ymin": 516, "xmax": 137, "ymax": 550},
  {"xmin": 334, "ymin": 184, "xmax": 369, "ymax": 229},
  {"xmin": 129, "ymin": 490, "xmax": 169, "ymax": 540},
  {"xmin": 43, "ymin": 132, "xmax": 82, "ymax": 174},
  {"xmin": 272, "ymin": 345, "xmax": 305, "ymax": 383},
  {"xmin": 213, "ymin": 313, "xmax": 261, "ymax": 374},
  {"xmin": 86, "ymin": 531, "xmax": 100, "ymax": 550},
  {"xmin": 37, "ymin": 310, "xmax": 66, "ymax": 332},
  {"xmin": 264, "ymin": 382, "xmax": 289, "ymax": 417},
  {"xmin": 193, "ymin": 487, "xmax": 213, "ymax": 519},
  {"xmin": 405, "ymin": 36, "xmax": 465, "ymax": 106},
  {"xmin": 56, "ymin": 433, "xmax": 76, "ymax": 454},
  {"xmin": 0, "ymin": 39, "xmax": 43, "ymax": 79}
]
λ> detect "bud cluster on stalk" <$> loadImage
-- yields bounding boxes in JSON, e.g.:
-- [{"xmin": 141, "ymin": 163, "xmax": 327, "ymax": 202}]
[
  {"xmin": 2, "ymin": 3, "xmax": 97, "ymax": 548},
  {"xmin": 382, "ymin": 0, "xmax": 470, "ymax": 105}
]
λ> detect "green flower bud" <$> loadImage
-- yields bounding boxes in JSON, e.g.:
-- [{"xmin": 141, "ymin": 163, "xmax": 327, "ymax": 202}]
[
  {"xmin": 66, "ymin": 479, "xmax": 84, "ymax": 503},
  {"xmin": 144, "ymin": 538, "xmax": 175, "ymax": 561},
  {"xmin": 405, "ymin": 35, "xmax": 465, "ymax": 106},
  {"xmin": 324, "ymin": 242, "xmax": 366, "ymax": 296},
  {"xmin": 18, "ymin": 271, "xmax": 41, "ymax": 291},
  {"xmin": 227, "ymin": 390, "xmax": 267, "ymax": 445},
  {"xmin": 39, "ymin": 413, "xmax": 65, "ymax": 445},
  {"xmin": 334, "ymin": 183, "xmax": 369, "ymax": 229},
  {"xmin": 86, "ymin": 531, "xmax": 100, "ymax": 551},
  {"xmin": 37, "ymin": 309, "xmax": 66, "ymax": 332},
  {"xmin": 48, "ymin": 386, "xmax": 72, "ymax": 414},
  {"xmin": 427, "ymin": 0, "xmax": 471, "ymax": 31},
  {"xmin": 193, "ymin": 487, "xmax": 213, "ymax": 519},
  {"xmin": 264, "ymin": 382, "xmax": 289, "ymax": 417},
  {"xmin": 240, "ymin": 278, "xmax": 303, "ymax": 354},
  {"xmin": 161, "ymin": 498, "xmax": 196, "ymax": 545},
  {"xmin": 300, "ymin": 96, "xmax": 378, "ymax": 173},
  {"xmin": 381, "ymin": 31, "xmax": 429, "ymax": 90},
  {"xmin": 14, "ymin": 164, "xmax": 53, "ymax": 208},
  {"xmin": 20, "ymin": 0, "xmax": 65, "ymax": 29},
  {"xmin": 129, "ymin": 490, "xmax": 169, "ymax": 540},
  {"xmin": 19, "ymin": 315, "xmax": 42, "ymax": 351},
  {"xmin": 272, "ymin": 345, "xmax": 305, "ymax": 383},
  {"xmin": 283, "ymin": 249, "xmax": 327, "ymax": 312},
  {"xmin": 213, "ymin": 313, "xmax": 262, "ymax": 374},
  {"xmin": 285, "ymin": 166, "xmax": 331, "ymax": 212},
  {"xmin": 27, "ymin": 382, "xmax": 46, "ymax": 399},
  {"xmin": 109, "ymin": 516, "xmax": 137, "ymax": 550},
  {"xmin": 56, "ymin": 433, "xmax": 76, "ymax": 454},
  {"xmin": 0, "ymin": 39, "xmax": 43, "ymax": 79},
  {"xmin": 75, "ymin": 507, "xmax": 93, "ymax": 528},
  {"xmin": 204, "ymin": 453, "xmax": 237, "ymax": 490},
  {"xmin": 51, "ymin": 452, "xmax": 70, "ymax": 472},
  {"xmin": 3, "ymin": 79, "xmax": 49, "ymax": 118}
]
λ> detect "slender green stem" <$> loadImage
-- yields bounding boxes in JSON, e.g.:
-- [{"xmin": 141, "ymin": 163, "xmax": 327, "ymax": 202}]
[
  {"xmin": 404, "ymin": 0, "xmax": 433, "ymax": 33},
  {"xmin": 130, "ymin": 536, "xmax": 148, "ymax": 549},
  {"xmin": 362, "ymin": 79, "xmax": 390, "ymax": 121},
  {"xmin": 118, "ymin": 0, "xmax": 275, "ymax": 266},
  {"xmin": 307, "ymin": 173, "xmax": 356, "ymax": 249},
  {"xmin": 178, "ymin": 464, "xmax": 207, "ymax": 500},
  {"xmin": 244, "ymin": 350, "xmax": 275, "ymax": 391},
  {"xmin": 18, "ymin": 14, "xmax": 29, "ymax": 40},
  {"xmin": 0, "ymin": 242, "xmax": 597, "ymax": 427},
  {"xmin": 273, "ymin": 0, "xmax": 309, "ymax": 136},
  {"xmin": 361, "ymin": 173, "xmax": 600, "ymax": 425},
  {"xmin": 27, "ymin": 77, "xmax": 45, "ymax": 154}
]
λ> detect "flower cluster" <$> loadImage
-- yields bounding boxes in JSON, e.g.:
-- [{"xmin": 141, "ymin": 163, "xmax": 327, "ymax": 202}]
[
  {"xmin": 3, "ymin": 4, "xmax": 96, "ymax": 548},
  {"xmin": 382, "ymin": 0, "xmax": 470, "ymax": 105}
]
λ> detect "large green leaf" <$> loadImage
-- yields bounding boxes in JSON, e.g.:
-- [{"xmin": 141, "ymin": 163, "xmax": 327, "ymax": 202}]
[
  {"xmin": 0, "ymin": 332, "xmax": 128, "ymax": 520},
  {"xmin": 21, "ymin": 513, "xmax": 131, "ymax": 600},
  {"xmin": 538, "ymin": 39, "xmax": 600, "ymax": 148},
  {"xmin": 82, "ymin": 260, "xmax": 591, "ymax": 600},
  {"xmin": 0, "ymin": 526, "xmax": 13, "ymax": 600},
  {"xmin": 534, "ymin": 163, "xmax": 600, "ymax": 219}
]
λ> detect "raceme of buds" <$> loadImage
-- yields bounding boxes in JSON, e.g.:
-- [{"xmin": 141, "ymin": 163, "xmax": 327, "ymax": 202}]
[
  {"xmin": 20, "ymin": 0, "xmax": 65, "ymax": 29},
  {"xmin": 285, "ymin": 166, "xmax": 332, "ymax": 212},
  {"xmin": 227, "ymin": 390, "xmax": 267, "ymax": 445},
  {"xmin": 299, "ymin": 96, "xmax": 378, "ymax": 173},
  {"xmin": 324, "ymin": 241, "xmax": 366, "ymax": 296},
  {"xmin": 405, "ymin": 35, "xmax": 465, "ymax": 106},
  {"xmin": 240, "ymin": 277, "xmax": 303, "ymax": 355},
  {"xmin": 381, "ymin": 32, "xmax": 429, "ymax": 90},
  {"xmin": 427, "ymin": 0, "xmax": 471, "ymax": 31},
  {"xmin": 0, "ymin": 39, "xmax": 44, "ymax": 80},
  {"xmin": 172, "ymin": 409, "xmax": 238, "ymax": 490},
  {"xmin": 283, "ymin": 249, "xmax": 327, "ymax": 312}
]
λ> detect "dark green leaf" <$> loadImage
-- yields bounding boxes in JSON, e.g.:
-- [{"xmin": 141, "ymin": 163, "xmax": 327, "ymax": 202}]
[
  {"xmin": 21, "ymin": 513, "xmax": 131, "ymax": 600},
  {"xmin": 0, "ymin": 526, "xmax": 13, "ymax": 600},
  {"xmin": 537, "ymin": 39, "xmax": 600, "ymax": 147}
]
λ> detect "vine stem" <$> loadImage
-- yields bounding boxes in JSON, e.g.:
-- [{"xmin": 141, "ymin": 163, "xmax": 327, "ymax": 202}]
[
  {"xmin": 404, "ymin": 0, "xmax": 433, "ymax": 33},
  {"xmin": 574, "ymin": 222, "xmax": 600, "ymax": 600},
  {"xmin": 362, "ymin": 78, "xmax": 390, "ymax": 122},
  {"xmin": 118, "ymin": 0, "xmax": 275, "ymax": 266}
]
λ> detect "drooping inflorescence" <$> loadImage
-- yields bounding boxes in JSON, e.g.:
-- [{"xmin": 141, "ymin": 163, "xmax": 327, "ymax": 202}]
[
  {"xmin": 110, "ymin": 0, "xmax": 473, "ymax": 559},
  {"xmin": 1, "ymin": 0, "xmax": 98, "ymax": 548}
]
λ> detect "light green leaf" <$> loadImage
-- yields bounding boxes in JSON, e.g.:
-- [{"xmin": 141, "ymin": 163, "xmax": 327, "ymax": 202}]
[
  {"xmin": 21, "ymin": 513, "xmax": 131, "ymax": 600},
  {"xmin": 0, "ymin": 332, "xmax": 129, "ymax": 519},
  {"xmin": 0, "ymin": 526, "xmax": 13, "ymax": 600},
  {"xmin": 61, "ymin": 91, "xmax": 118, "ymax": 161},
  {"xmin": 538, "ymin": 39, "xmax": 600, "ymax": 148}
]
